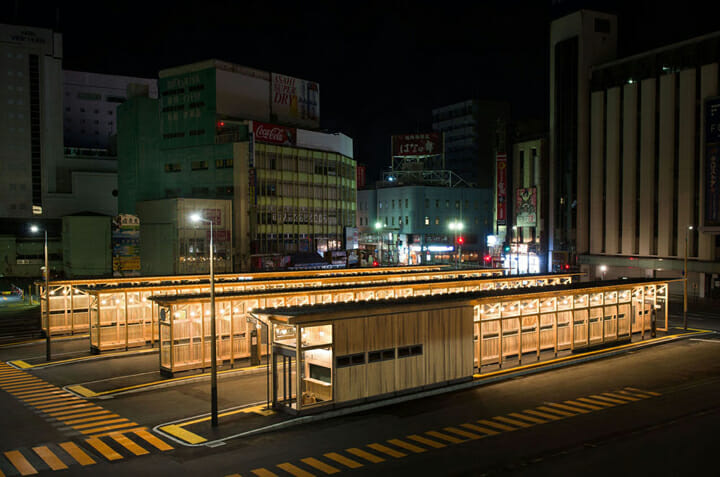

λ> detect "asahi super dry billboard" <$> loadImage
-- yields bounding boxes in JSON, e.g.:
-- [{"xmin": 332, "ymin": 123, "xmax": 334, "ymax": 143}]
[{"xmin": 271, "ymin": 73, "xmax": 320, "ymax": 129}]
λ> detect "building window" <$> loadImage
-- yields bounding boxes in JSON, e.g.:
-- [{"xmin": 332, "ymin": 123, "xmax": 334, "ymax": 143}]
[
  {"xmin": 405, "ymin": 216, "xmax": 409, "ymax": 225},
  {"xmin": 215, "ymin": 159, "xmax": 233, "ymax": 169},
  {"xmin": 435, "ymin": 217, "xmax": 440, "ymax": 225},
  {"xmin": 367, "ymin": 348, "xmax": 395, "ymax": 363},
  {"xmin": 189, "ymin": 129, "xmax": 205, "ymax": 136},
  {"xmin": 397, "ymin": 344, "xmax": 423, "ymax": 358},
  {"xmin": 191, "ymin": 186, "xmax": 209, "ymax": 196},
  {"xmin": 425, "ymin": 198, "xmax": 429, "ymax": 208},
  {"xmin": 455, "ymin": 200, "xmax": 460, "ymax": 209},
  {"xmin": 436, "ymin": 199, "xmax": 440, "ymax": 208},
  {"xmin": 392, "ymin": 217, "xmax": 395, "ymax": 226},
  {"xmin": 405, "ymin": 199, "xmax": 409, "ymax": 208},
  {"xmin": 164, "ymin": 163, "xmax": 182, "ymax": 172},
  {"xmin": 398, "ymin": 216, "xmax": 402, "ymax": 225},
  {"xmin": 191, "ymin": 160, "xmax": 208, "ymax": 170},
  {"xmin": 424, "ymin": 216, "xmax": 429, "ymax": 225},
  {"xmin": 392, "ymin": 200, "xmax": 395, "ymax": 209}
]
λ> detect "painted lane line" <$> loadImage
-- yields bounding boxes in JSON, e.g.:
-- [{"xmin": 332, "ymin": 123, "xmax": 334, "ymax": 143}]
[
  {"xmin": 276, "ymin": 462, "xmax": 315, "ymax": 477},
  {"xmin": 387, "ymin": 439, "xmax": 426, "ymax": 454},
  {"xmin": 563, "ymin": 399, "xmax": 603, "ymax": 411},
  {"xmin": 24, "ymin": 396, "xmax": 81, "ymax": 406},
  {"xmin": 80, "ymin": 421, "xmax": 138, "ymax": 435},
  {"xmin": 251, "ymin": 468, "xmax": 278, "ymax": 477},
  {"xmin": 625, "ymin": 387, "xmax": 661, "ymax": 397},
  {"xmin": 545, "ymin": 402, "xmax": 590, "ymax": 414},
  {"xmin": 588, "ymin": 394, "xmax": 627, "ymax": 405},
  {"xmin": 508, "ymin": 412, "xmax": 547, "ymax": 424},
  {"xmin": 444, "ymin": 426, "xmax": 484, "ymax": 440},
  {"xmin": 619, "ymin": 389, "xmax": 654, "ymax": 399},
  {"xmin": 425, "ymin": 430, "xmax": 464, "ymax": 444},
  {"xmin": 47, "ymin": 406, "xmax": 106, "ymax": 418},
  {"xmin": 367, "ymin": 443, "xmax": 407, "ymax": 458},
  {"xmin": 58, "ymin": 410, "xmax": 114, "ymax": 423},
  {"xmin": 577, "ymin": 397, "xmax": 615, "ymax": 408},
  {"xmin": 134, "ymin": 429, "xmax": 174, "ymax": 451},
  {"xmin": 523, "ymin": 409, "xmax": 564, "ymax": 421},
  {"xmin": 3, "ymin": 450, "xmax": 38, "ymax": 475},
  {"xmin": 92, "ymin": 426, "xmax": 148, "ymax": 438},
  {"xmin": 493, "ymin": 416, "xmax": 533, "ymax": 428},
  {"xmin": 32, "ymin": 446, "xmax": 68, "ymax": 471},
  {"xmin": 536, "ymin": 405, "xmax": 575, "ymax": 417},
  {"xmin": 460, "ymin": 423, "xmax": 500, "ymax": 435},
  {"xmin": 64, "ymin": 414, "xmax": 121, "ymax": 426},
  {"xmin": 602, "ymin": 392, "xmax": 640, "ymax": 402},
  {"xmin": 300, "ymin": 457, "xmax": 340, "ymax": 474},
  {"xmin": 407, "ymin": 434, "xmax": 447, "ymax": 448},
  {"xmin": 476, "ymin": 419, "xmax": 517, "ymax": 432},
  {"xmin": 345, "ymin": 447, "xmax": 385, "ymax": 463},
  {"xmin": 59, "ymin": 442, "xmax": 96, "ymax": 466},
  {"xmin": 323, "ymin": 452, "xmax": 363, "ymax": 469},
  {"xmin": 158, "ymin": 424, "xmax": 207, "ymax": 444},
  {"xmin": 86, "ymin": 437, "xmax": 123, "ymax": 461},
  {"xmin": 111, "ymin": 433, "xmax": 150, "ymax": 456}
]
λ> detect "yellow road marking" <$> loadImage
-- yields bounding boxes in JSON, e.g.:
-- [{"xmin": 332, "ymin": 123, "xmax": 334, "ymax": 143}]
[
  {"xmin": 66, "ymin": 385, "xmax": 98, "ymax": 398},
  {"xmin": 3, "ymin": 383, "xmax": 52, "ymax": 392},
  {"xmin": 111, "ymin": 433, "xmax": 149, "ymax": 456},
  {"xmin": 301, "ymin": 457, "xmax": 340, "ymax": 474},
  {"xmin": 346, "ymin": 447, "xmax": 385, "ymax": 463},
  {"xmin": 15, "ymin": 389, "xmax": 66, "ymax": 399},
  {"xmin": 407, "ymin": 434, "xmax": 446, "ymax": 448},
  {"xmin": 65, "ymin": 414, "xmax": 121, "ymax": 425},
  {"xmin": 25, "ymin": 396, "xmax": 80, "ymax": 406},
  {"xmin": 577, "ymin": 397, "xmax": 614, "ymax": 407},
  {"xmin": 33, "ymin": 446, "xmax": 67, "ymax": 471},
  {"xmin": 523, "ymin": 409, "xmax": 563, "ymax": 420},
  {"xmin": 426, "ymin": 430, "xmax": 464, "ymax": 443},
  {"xmin": 603, "ymin": 392, "xmax": 640, "ymax": 402},
  {"xmin": 0, "ymin": 377, "xmax": 40, "ymax": 385},
  {"xmin": 619, "ymin": 389, "xmax": 653, "ymax": 399},
  {"xmin": 508, "ymin": 412, "xmax": 546, "ymax": 424},
  {"xmin": 367, "ymin": 443, "xmax": 406, "ymax": 458},
  {"xmin": 134, "ymin": 429, "xmax": 174, "ymax": 451},
  {"xmin": 537, "ymin": 405, "xmax": 575, "ymax": 417},
  {"xmin": 9, "ymin": 360, "xmax": 32, "ymax": 369},
  {"xmin": 81, "ymin": 421, "xmax": 138, "ymax": 435},
  {"xmin": 92, "ymin": 426, "xmax": 147, "ymax": 438},
  {"xmin": 251, "ymin": 468, "xmax": 278, "ymax": 477},
  {"xmin": 48, "ymin": 406, "xmax": 106, "ymax": 417},
  {"xmin": 86, "ymin": 437, "xmax": 123, "ymax": 461},
  {"xmin": 387, "ymin": 438, "xmax": 426, "ymax": 453},
  {"xmin": 625, "ymin": 387, "xmax": 661, "ymax": 397},
  {"xmin": 225, "ymin": 474, "xmax": 242, "ymax": 477},
  {"xmin": 444, "ymin": 426, "xmax": 484, "ymax": 440},
  {"xmin": 564, "ymin": 399, "xmax": 603, "ymax": 411},
  {"xmin": 59, "ymin": 442, "xmax": 96, "ymax": 466},
  {"xmin": 74, "ymin": 418, "xmax": 129, "ymax": 430},
  {"xmin": 545, "ymin": 402, "xmax": 590, "ymax": 414},
  {"xmin": 276, "ymin": 462, "xmax": 314, "ymax": 477},
  {"xmin": 60, "ymin": 410, "xmax": 113, "ymax": 423},
  {"xmin": 477, "ymin": 419, "xmax": 516, "ymax": 432},
  {"xmin": 159, "ymin": 424, "xmax": 207, "ymax": 444},
  {"xmin": 588, "ymin": 394, "xmax": 626, "ymax": 405},
  {"xmin": 323, "ymin": 452, "xmax": 363, "ymax": 469},
  {"xmin": 4, "ymin": 450, "xmax": 37, "ymax": 475},
  {"xmin": 461, "ymin": 423, "xmax": 499, "ymax": 435},
  {"xmin": 494, "ymin": 416, "xmax": 533, "ymax": 428},
  {"xmin": 37, "ymin": 402, "xmax": 94, "ymax": 412}
]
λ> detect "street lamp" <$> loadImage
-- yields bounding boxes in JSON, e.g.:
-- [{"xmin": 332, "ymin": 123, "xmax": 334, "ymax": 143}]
[
  {"xmin": 190, "ymin": 212, "xmax": 218, "ymax": 427},
  {"xmin": 449, "ymin": 221, "xmax": 464, "ymax": 269},
  {"xmin": 374, "ymin": 221, "xmax": 383, "ymax": 266},
  {"xmin": 684, "ymin": 225, "xmax": 693, "ymax": 330},
  {"xmin": 600, "ymin": 264, "xmax": 607, "ymax": 280},
  {"xmin": 30, "ymin": 225, "xmax": 50, "ymax": 361},
  {"xmin": 512, "ymin": 225, "xmax": 518, "ymax": 275}
]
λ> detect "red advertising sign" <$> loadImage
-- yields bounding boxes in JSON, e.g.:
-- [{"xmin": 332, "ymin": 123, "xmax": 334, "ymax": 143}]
[
  {"xmin": 356, "ymin": 164, "xmax": 366, "ymax": 189},
  {"xmin": 252, "ymin": 121, "xmax": 296, "ymax": 146},
  {"xmin": 202, "ymin": 208, "xmax": 222, "ymax": 226},
  {"xmin": 496, "ymin": 153, "xmax": 507, "ymax": 225},
  {"xmin": 392, "ymin": 133, "xmax": 441, "ymax": 156}
]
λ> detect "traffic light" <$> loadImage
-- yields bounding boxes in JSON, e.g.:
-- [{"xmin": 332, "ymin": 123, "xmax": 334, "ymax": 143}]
[
  {"xmin": 483, "ymin": 255, "xmax": 492, "ymax": 263},
  {"xmin": 457, "ymin": 236, "xmax": 464, "ymax": 245},
  {"xmin": 503, "ymin": 244, "xmax": 511, "ymax": 253}
]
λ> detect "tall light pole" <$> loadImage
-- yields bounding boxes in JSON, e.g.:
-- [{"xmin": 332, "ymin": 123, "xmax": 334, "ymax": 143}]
[
  {"xmin": 30, "ymin": 225, "xmax": 50, "ymax": 361},
  {"xmin": 191, "ymin": 213, "xmax": 218, "ymax": 427},
  {"xmin": 374, "ymin": 221, "xmax": 383, "ymax": 266},
  {"xmin": 512, "ymin": 225, "xmax": 518, "ymax": 275},
  {"xmin": 449, "ymin": 221, "xmax": 464, "ymax": 269},
  {"xmin": 684, "ymin": 225, "xmax": 693, "ymax": 330}
]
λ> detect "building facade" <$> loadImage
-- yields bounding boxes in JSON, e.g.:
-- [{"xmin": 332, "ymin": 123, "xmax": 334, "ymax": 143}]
[
  {"xmin": 550, "ymin": 10, "xmax": 720, "ymax": 296},
  {"xmin": 119, "ymin": 60, "xmax": 355, "ymax": 272},
  {"xmin": 432, "ymin": 99, "xmax": 511, "ymax": 188}
]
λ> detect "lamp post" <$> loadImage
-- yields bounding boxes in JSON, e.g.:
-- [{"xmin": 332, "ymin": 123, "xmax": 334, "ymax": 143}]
[
  {"xmin": 684, "ymin": 225, "xmax": 693, "ymax": 330},
  {"xmin": 30, "ymin": 225, "xmax": 50, "ymax": 361},
  {"xmin": 374, "ymin": 221, "xmax": 383, "ymax": 266},
  {"xmin": 449, "ymin": 221, "xmax": 464, "ymax": 269},
  {"xmin": 191, "ymin": 213, "xmax": 218, "ymax": 427},
  {"xmin": 512, "ymin": 225, "xmax": 518, "ymax": 275}
]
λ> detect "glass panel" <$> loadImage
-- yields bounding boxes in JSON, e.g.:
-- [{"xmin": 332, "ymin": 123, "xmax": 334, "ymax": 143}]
[
  {"xmin": 274, "ymin": 323, "xmax": 296, "ymax": 347},
  {"xmin": 301, "ymin": 324, "xmax": 332, "ymax": 347},
  {"xmin": 300, "ymin": 346, "xmax": 332, "ymax": 406}
]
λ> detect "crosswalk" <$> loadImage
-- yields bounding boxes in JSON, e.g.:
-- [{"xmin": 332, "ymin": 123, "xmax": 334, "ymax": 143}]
[
  {"xmin": 224, "ymin": 387, "xmax": 661, "ymax": 477},
  {"xmin": 0, "ymin": 362, "xmax": 174, "ymax": 475}
]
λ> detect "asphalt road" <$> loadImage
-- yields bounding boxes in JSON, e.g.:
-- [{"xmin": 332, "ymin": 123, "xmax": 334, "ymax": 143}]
[{"xmin": 1, "ymin": 322, "xmax": 718, "ymax": 476}]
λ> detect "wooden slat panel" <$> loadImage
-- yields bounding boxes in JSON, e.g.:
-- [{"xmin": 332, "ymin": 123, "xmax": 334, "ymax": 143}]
[
  {"xmin": 366, "ymin": 314, "xmax": 393, "ymax": 350},
  {"xmin": 333, "ymin": 318, "xmax": 365, "ymax": 356},
  {"xmin": 335, "ymin": 366, "xmax": 366, "ymax": 403},
  {"xmin": 366, "ymin": 360, "xmax": 394, "ymax": 396}
]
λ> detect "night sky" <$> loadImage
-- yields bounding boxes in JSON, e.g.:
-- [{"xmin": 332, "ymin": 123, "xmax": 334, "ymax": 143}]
[{"xmin": 4, "ymin": 0, "xmax": 720, "ymax": 182}]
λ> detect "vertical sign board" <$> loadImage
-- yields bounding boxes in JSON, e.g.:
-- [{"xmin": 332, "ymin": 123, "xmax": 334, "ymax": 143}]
[
  {"xmin": 496, "ymin": 153, "xmax": 507, "ymax": 226},
  {"xmin": 112, "ymin": 214, "xmax": 141, "ymax": 277},
  {"xmin": 516, "ymin": 187, "xmax": 538, "ymax": 227},
  {"xmin": 705, "ymin": 97, "xmax": 720, "ymax": 227}
]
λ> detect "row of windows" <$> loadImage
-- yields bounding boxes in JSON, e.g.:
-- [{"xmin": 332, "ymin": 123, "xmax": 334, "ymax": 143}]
[
  {"xmin": 65, "ymin": 119, "xmax": 113, "ymax": 125},
  {"xmin": 360, "ymin": 216, "xmax": 482, "ymax": 227},
  {"xmin": 65, "ymin": 107, "xmax": 113, "ymax": 115},
  {"xmin": 335, "ymin": 345, "xmax": 423, "ymax": 368},
  {"xmin": 375, "ymin": 199, "xmax": 479, "ymax": 210},
  {"xmin": 254, "ymin": 150, "xmax": 354, "ymax": 179},
  {"xmin": 256, "ymin": 180, "xmax": 354, "ymax": 201},
  {"xmin": 165, "ymin": 159, "xmax": 234, "ymax": 172}
]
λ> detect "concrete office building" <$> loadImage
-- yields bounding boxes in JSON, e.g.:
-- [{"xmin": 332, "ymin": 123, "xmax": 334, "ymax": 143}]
[
  {"xmin": 432, "ymin": 99, "xmax": 511, "ymax": 188},
  {"xmin": 550, "ymin": 10, "xmax": 720, "ymax": 296},
  {"xmin": 118, "ymin": 60, "xmax": 355, "ymax": 273}
]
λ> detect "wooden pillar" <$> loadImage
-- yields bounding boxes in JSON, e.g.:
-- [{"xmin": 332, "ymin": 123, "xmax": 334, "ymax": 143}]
[
  {"xmin": 569, "ymin": 296, "xmax": 575, "ymax": 352},
  {"xmin": 124, "ymin": 291, "xmax": 129, "ymax": 351},
  {"xmin": 70, "ymin": 288, "xmax": 75, "ymax": 335},
  {"xmin": 499, "ymin": 309, "xmax": 504, "ymax": 368}
]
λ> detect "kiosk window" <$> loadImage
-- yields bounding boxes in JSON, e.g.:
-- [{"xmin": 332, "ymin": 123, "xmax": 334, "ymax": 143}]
[
  {"xmin": 309, "ymin": 364, "xmax": 331, "ymax": 384},
  {"xmin": 336, "ymin": 353, "xmax": 365, "ymax": 368},
  {"xmin": 398, "ymin": 344, "xmax": 423, "ymax": 358},
  {"xmin": 368, "ymin": 348, "xmax": 395, "ymax": 363}
]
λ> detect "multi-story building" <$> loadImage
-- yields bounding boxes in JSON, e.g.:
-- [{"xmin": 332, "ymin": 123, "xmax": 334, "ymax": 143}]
[
  {"xmin": 118, "ymin": 60, "xmax": 355, "ymax": 272},
  {"xmin": 550, "ymin": 10, "xmax": 720, "ymax": 296},
  {"xmin": 432, "ymin": 99, "xmax": 511, "ymax": 188}
]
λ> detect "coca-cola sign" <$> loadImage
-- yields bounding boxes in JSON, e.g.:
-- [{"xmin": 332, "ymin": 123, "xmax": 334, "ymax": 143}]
[{"xmin": 252, "ymin": 121, "xmax": 296, "ymax": 146}]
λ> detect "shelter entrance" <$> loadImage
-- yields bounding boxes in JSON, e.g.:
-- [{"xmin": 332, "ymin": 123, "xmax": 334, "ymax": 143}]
[{"xmin": 272, "ymin": 345, "xmax": 297, "ymax": 410}]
